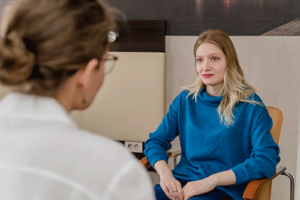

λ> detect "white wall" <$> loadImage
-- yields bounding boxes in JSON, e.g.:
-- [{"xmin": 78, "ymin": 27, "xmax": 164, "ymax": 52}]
[
  {"xmin": 164, "ymin": 36, "xmax": 300, "ymax": 200},
  {"xmin": 71, "ymin": 52, "xmax": 165, "ymax": 142}
]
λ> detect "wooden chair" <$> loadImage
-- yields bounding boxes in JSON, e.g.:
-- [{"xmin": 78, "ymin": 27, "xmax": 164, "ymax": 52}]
[{"xmin": 140, "ymin": 106, "xmax": 294, "ymax": 200}]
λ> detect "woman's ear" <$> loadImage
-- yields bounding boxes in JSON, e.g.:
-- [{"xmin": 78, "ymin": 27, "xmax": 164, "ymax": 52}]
[{"xmin": 76, "ymin": 59, "xmax": 99, "ymax": 90}]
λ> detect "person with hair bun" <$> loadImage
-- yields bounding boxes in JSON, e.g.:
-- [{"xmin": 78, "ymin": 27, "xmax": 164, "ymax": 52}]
[
  {"xmin": 144, "ymin": 29, "xmax": 280, "ymax": 200},
  {"xmin": 0, "ymin": 0, "xmax": 154, "ymax": 199}
]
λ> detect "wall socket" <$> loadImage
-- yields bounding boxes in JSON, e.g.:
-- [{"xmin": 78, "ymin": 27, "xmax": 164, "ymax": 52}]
[{"xmin": 125, "ymin": 141, "xmax": 143, "ymax": 153}]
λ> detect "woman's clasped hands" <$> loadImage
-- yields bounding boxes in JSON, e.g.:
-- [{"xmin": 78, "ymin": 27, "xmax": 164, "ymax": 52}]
[
  {"xmin": 182, "ymin": 178, "xmax": 217, "ymax": 200},
  {"xmin": 160, "ymin": 173, "xmax": 216, "ymax": 200}
]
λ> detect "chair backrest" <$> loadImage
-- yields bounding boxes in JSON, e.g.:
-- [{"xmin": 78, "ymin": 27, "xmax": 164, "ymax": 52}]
[{"xmin": 255, "ymin": 106, "xmax": 283, "ymax": 200}]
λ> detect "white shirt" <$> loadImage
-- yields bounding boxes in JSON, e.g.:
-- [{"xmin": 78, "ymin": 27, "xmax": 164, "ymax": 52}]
[{"xmin": 0, "ymin": 93, "xmax": 155, "ymax": 200}]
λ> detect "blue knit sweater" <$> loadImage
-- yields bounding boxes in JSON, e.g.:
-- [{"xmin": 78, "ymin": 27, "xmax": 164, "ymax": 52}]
[{"xmin": 144, "ymin": 87, "xmax": 280, "ymax": 199}]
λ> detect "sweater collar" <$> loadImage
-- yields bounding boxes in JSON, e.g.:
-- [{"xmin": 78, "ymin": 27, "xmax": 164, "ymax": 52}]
[{"xmin": 197, "ymin": 87, "xmax": 223, "ymax": 106}]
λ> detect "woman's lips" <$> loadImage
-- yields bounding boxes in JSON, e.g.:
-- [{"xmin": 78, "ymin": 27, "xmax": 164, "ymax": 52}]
[{"xmin": 202, "ymin": 74, "xmax": 214, "ymax": 78}]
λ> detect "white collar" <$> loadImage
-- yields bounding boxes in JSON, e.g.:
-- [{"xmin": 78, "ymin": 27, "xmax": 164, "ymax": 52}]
[{"xmin": 0, "ymin": 92, "xmax": 77, "ymax": 127}]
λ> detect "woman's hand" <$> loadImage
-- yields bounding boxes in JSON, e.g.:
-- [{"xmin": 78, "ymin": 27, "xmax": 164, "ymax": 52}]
[
  {"xmin": 182, "ymin": 177, "xmax": 216, "ymax": 200},
  {"xmin": 182, "ymin": 170, "xmax": 236, "ymax": 200},
  {"xmin": 160, "ymin": 173, "xmax": 183, "ymax": 200},
  {"xmin": 154, "ymin": 160, "xmax": 183, "ymax": 200}
]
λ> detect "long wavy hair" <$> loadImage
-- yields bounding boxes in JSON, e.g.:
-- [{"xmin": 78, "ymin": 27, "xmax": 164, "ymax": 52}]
[{"xmin": 182, "ymin": 29, "xmax": 260, "ymax": 126}]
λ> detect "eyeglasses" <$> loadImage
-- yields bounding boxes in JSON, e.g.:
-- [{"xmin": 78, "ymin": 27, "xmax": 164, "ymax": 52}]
[{"xmin": 101, "ymin": 54, "xmax": 118, "ymax": 74}]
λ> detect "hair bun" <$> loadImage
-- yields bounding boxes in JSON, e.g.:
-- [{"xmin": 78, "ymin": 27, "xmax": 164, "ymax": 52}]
[{"xmin": 0, "ymin": 31, "xmax": 35, "ymax": 86}]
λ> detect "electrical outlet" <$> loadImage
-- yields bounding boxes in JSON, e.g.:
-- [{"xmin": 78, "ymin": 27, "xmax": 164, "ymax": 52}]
[{"xmin": 125, "ymin": 141, "xmax": 143, "ymax": 153}]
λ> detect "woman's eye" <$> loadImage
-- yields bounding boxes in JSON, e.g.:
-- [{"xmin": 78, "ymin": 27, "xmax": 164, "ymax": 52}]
[
  {"xmin": 212, "ymin": 57, "xmax": 219, "ymax": 61},
  {"xmin": 196, "ymin": 59, "xmax": 203, "ymax": 62}
]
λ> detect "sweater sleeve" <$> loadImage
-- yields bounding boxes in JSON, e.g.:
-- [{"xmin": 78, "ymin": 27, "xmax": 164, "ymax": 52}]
[
  {"xmin": 231, "ymin": 105, "xmax": 281, "ymax": 185},
  {"xmin": 144, "ymin": 92, "xmax": 182, "ymax": 169}
]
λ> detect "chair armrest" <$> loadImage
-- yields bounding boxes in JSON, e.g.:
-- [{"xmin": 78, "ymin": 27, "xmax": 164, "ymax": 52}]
[
  {"xmin": 140, "ymin": 157, "xmax": 152, "ymax": 169},
  {"xmin": 170, "ymin": 152, "xmax": 181, "ymax": 159},
  {"xmin": 140, "ymin": 151, "xmax": 173, "ymax": 170},
  {"xmin": 243, "ymin": 166, "xmax": 286, "ymax": 200}
]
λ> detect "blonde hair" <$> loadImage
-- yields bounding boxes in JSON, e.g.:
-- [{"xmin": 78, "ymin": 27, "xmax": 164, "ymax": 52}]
[
  {"xmin": 0, "ymin": 0, "xmax": 115, "ymax": 96},
  {"xmin": 182, "ymin": 29, "xmax": 260, "ymax": 126}
]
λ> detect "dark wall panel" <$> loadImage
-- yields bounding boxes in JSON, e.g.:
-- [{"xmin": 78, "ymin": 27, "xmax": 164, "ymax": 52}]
[
  {"xmin": 105, "ymin": 0, "xmax": 300, "ymax": 36},
  {"xmin": 110, "ymin": 20, "xmax": 166, "ymax": 52}
]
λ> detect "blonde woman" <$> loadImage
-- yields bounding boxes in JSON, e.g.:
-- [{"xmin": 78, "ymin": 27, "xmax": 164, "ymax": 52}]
[
  {"xmin": 0, "ymin": 0, "xmax": 154, "ymax": 199},
  {"xmin": 144, "ymin": 29, "xmax": 280, "ymax": 200}
]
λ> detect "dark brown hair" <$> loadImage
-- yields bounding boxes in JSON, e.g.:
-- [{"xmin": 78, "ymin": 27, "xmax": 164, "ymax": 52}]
[{"xmin": 0, "ymin": 0, "xmax": 115, "ymax": 95}]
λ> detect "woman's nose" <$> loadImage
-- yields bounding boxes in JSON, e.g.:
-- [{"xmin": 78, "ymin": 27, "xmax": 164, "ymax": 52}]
[{"xmin": 202, "ymin": 60, "xmax": 211, "ymax": 71}]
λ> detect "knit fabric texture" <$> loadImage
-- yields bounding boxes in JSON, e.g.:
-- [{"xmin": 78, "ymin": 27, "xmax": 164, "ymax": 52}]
[{"xmin": 144, "ymin": 87, "xmax": 280, "ymax": 199}]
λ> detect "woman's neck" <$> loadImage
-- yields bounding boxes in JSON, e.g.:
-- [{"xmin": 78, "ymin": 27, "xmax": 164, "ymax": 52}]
[
  {"xmin": 205, "ymin": 84, "xmax": 223, "ymax": 97},
  {"xmin": 55, "ymin": 93, "xmax": 73, "ymax": 113},
  {"xmin": 53, "ymin": 79, "xmax": 77, "ymax": 113}
]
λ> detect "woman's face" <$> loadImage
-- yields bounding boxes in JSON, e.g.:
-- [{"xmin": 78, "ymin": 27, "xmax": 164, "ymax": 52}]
[{"xmin": 195, "ymin": 42, "xmax": 227, "ymax": 92}]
